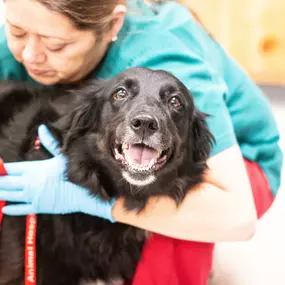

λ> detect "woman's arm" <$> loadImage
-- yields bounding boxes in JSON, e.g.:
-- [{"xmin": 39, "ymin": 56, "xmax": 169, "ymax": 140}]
[{"xmin": 113, "ymin": 144, "xmax": 257, "ymax": 242}]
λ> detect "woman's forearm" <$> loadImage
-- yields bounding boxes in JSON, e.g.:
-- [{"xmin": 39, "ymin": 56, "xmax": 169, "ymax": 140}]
[{"xmin": 112, "ymin": 182, "xmax": 257, "ymax": 242}]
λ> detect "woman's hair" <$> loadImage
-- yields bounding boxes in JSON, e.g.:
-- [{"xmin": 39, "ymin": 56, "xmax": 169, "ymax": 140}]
[
  {"xmin": 34, "ymin": 0, "xmax": 206, "ymax": 36},
  {"xmin": 37, "ymin": 0, "xmax": 126, "ymax": 34}
]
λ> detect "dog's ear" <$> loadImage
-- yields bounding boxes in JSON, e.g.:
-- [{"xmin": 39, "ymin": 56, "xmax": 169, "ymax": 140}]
[
  {"xmin": 49, "ymin": 81, "xmax": 105, "ymax": 150},
  {"xmin": 191, "ymin": 109, "xmax": 215, "ymax": 162},
  {"xmin": 49, "ymin": 95, "xmax": 103, "ymax": 151}
]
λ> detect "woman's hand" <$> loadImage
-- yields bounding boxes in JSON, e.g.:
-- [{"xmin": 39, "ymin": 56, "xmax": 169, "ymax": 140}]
[{"xmin": 0, "ymin": 125, "xmax": 115, "ymax": 221}]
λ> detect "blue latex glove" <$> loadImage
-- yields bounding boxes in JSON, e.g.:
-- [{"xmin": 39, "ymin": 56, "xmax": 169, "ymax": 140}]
[{"xmin": 0, "ymin": 125, "xmax": 115, "ymax": 222}]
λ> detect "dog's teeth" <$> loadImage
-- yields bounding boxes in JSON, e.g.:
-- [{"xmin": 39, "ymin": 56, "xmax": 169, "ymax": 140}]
[
  {"xmin": 114, "ymin": 148, "xmax": 119, "ymax": 159},
  {"xmin": 149, "ymin": 158, "xmax": 156, "ymax": 168},
  {"xmin": 114, "ymin": 147, "xmax": 124, "ymax": 161},
  {"xmin": 158, "ymin": 155, "xmax": 167, "ymax": 162},
  {"xmin": 124, "ymin": 153, "xmax": 133, "ymax": 166},
  {"xmin": 130, "ymin": 164, "xmax": 151, "ymax": 172},
  {"xmin": 122, "ymin": 143, "xmax": 129, "ymax": 150}
]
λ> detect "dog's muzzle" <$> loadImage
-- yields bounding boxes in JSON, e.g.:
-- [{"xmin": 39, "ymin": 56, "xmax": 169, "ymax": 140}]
[
  {"xmin": 113, "ymin": 142, "xmax": 170, "ymax": 172},
  {"xmin": 112, "ymin": 113, "xmax": 172, "ymax": 185}
]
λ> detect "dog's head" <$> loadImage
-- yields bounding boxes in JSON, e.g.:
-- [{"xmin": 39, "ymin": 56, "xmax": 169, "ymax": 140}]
[{"xmin": 54, "ymin": 67, "xmax": 213, "ymax": 196}]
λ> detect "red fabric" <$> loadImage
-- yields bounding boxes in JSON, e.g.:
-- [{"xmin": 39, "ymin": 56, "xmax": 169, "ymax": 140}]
[
  {"xmin": 25, "ymin": 215, "xmax": 37, "ymax": 285},
  {"xmin": 131, "ymin": 158, "xmax": 274, "ymax": 285},
  {"xmin": 0, "ymin": 201, "xmax": 5, "ymax": 226},
  {"xmin": 244, "ymin": 158, "xmax": 274, "ymax": 219},
  {"xmin": 0, "ymin": 159, "xmax": 37, "ymax": 285},
  {"xmin": 0, "ymin": 158, "xmax": 7, "ymax": 225}
]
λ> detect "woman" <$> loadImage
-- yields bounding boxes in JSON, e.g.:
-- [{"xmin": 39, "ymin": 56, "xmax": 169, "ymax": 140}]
[{"xmin": 0, "ymin": 0, "xmax": 282, "ymax": 284}]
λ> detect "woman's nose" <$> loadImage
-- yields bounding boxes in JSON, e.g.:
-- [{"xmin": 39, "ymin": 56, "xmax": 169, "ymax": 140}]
[{"xmin": 22, "ymin": 35, "xmax": 46, "ymax": 64}]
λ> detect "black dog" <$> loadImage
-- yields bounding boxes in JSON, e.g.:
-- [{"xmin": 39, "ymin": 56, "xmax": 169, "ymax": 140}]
[{"xmin": 0, "ymin": 67, "xmax": 213, "ymax": 285}]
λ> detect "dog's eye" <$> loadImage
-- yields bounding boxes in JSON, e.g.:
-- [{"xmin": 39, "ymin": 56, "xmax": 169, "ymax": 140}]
[
  {"xmin": 113, "ymin": 89, "xmax": 128, "ymax": 100},
  {"xmin": 169, "ymin": 96, "xmax": 182, "ymax": 109}
]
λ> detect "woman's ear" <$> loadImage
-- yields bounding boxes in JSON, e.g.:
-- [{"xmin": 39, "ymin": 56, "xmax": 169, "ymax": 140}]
[{"xmin": 109, "ymin": 4, "xmax": 127, "ymax": 42}]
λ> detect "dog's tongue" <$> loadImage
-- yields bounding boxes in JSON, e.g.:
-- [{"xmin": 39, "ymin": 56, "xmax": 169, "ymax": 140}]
[{"xmin": 125, "ymin": 144, "xmax": 157, "ymax": 166}]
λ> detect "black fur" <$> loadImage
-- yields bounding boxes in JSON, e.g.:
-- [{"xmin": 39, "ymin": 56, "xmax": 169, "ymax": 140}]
[{"xmin": 0, "ymin": 67, "xmax": 214, "ymax": 285}]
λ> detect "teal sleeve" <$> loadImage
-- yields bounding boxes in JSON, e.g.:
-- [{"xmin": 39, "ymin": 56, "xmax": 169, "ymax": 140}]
[{"xmin": 122, "ymin": 36, "xmax": 237, "ymax": 157}]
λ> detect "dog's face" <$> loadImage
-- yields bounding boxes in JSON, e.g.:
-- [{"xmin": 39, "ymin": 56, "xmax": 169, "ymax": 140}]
[
  {"xmin": 109, "ymin": 69, "xmax": 197, "ymax": 187},
  {"xmin": 60, "ymin": 67, "xmax": 212, "ymax": 190}
]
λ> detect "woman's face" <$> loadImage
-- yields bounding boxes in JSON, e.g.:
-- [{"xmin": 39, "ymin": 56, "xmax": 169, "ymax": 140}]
[{"xmin": 5, "ymin": 0, "xmax": 111, "ymax": 85}]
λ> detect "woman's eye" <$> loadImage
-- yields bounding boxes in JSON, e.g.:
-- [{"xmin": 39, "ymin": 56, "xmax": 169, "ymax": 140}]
[
  {"xmin": 46, "ymin": 45, "xmax": 66, "ymax": 52},
  {"xmin": 11, "ymin": 33, "xmax": 26, "ymax": 39},
  {"xmin": 113, "ymin": 89, "xmax": 128, "ymax": 100},
  {"xmin": 168, "ymin": 96, "xmax": 182, "ymax": 109}
]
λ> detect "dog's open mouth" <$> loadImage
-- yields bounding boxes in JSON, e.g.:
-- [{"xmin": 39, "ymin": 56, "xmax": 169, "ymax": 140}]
[{"xmin": 113, "ymin": 142, "xmax": 170, "ymax": 172}]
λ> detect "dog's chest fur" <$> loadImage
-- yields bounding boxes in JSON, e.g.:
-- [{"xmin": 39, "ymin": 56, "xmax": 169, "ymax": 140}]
[
  {"xmin": 0, "ymin": 92, "xmax": 145, "ymax": 285},
  {"xmin": 0, "ymin": 214, "xmax": 145, "ymax": 285}
]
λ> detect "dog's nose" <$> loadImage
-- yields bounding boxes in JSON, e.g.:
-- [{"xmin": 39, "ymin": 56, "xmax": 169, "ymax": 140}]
[{"xmin": 130, "ymin": 115, "xmax": 159, "ymax": 135}]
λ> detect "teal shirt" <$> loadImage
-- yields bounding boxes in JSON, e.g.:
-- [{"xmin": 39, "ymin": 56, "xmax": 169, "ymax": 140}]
[{"xmin": 0, "ymin": 2, "xmax": 283, "ymax": 194}]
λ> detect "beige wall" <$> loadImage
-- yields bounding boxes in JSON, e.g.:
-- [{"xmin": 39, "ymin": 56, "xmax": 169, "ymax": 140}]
[
  {"xmin": 0, "ymin": 1, "xmax": 4, "ymax": 26},
  {"xmin": 191, "ymin": 0, "xmax": 285, "ymax": 85}
]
